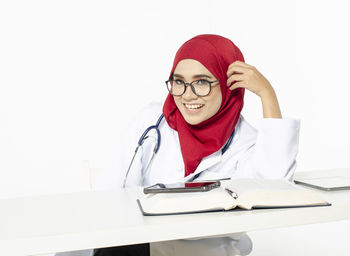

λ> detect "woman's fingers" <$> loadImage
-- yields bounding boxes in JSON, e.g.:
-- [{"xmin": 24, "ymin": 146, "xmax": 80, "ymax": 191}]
[
  {"xmin": 226, "ymin": 61, "xmax": 270, "ymax": 95},
  {"xmin": 226, "ymin": 65, "xmax": 246, "ymax": 78},
  {"xmin": 228, "ymin": 60, "xmax": 255, "ymax": 69},
  {"xmin": 226, "ymin": 74, "xmax": 244, "ymax": 87},
  {"xmin": 226, "ymin": 62, "xmax": 248, "ymax": 90},
  {"xmin": 226, "ymin": 62, "xmax": 256, "ymax": 78},
  {"xmin": 228, "ymin": 81, "xmax": 244, "ymax": 91},
  {"xmin": 227, "ymin": 61, "xmax": 256, "ymax": 77}
]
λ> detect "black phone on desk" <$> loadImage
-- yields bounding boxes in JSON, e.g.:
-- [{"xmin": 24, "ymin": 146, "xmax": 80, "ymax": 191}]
[{"xmin": 143, "ymin": 181, "xmax": 221, "ymax": 194}]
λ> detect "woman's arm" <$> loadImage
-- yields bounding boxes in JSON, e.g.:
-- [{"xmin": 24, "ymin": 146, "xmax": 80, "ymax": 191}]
[{"xmin": 226, "ymin": 61, "xmax": 282, "ymax": 118}]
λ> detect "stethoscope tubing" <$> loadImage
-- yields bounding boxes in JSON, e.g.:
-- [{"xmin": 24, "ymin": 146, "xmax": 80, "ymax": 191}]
[
  {"xmin": 137, "ymin": 114, "xmax": 164, "ymax": 154},
  {"xmin": 123, "ymin": 115, "xmax": 164, "ymax": 188}
]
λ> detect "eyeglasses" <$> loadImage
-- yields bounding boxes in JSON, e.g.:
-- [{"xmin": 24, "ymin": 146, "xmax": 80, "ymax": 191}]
[{"xmin": 165, "ymin": 79, "xmax": 219, "ymax": 97}]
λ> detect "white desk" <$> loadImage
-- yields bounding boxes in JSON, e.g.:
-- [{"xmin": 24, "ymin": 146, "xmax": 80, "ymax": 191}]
[{"xmin": 1, "ymin": 168, "xmax": 350, "ymax": 256}]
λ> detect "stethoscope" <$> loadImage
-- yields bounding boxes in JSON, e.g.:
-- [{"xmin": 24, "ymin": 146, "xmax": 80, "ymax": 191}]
[{"xmin": 122, "ymin": 114, "xmax": 234, "ymax": 188}]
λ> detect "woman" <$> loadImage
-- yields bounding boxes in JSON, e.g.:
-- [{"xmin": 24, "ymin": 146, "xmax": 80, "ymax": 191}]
[
  {"xmin": 115, "ymin": 34, "xmax": 298, "ymax": 189},
  {"xmin": 60, "ymin": 34, "xmax": 300, "ymax": 256}
]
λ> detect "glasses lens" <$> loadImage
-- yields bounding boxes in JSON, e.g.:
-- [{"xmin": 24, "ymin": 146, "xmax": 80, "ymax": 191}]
[
  {"xmin": 167, "ymin": 80, "xmax": 185, "ymax": 96},
  {"xmin": 192, "ymin": 80, "xmax": 211, "ymax": 96}
]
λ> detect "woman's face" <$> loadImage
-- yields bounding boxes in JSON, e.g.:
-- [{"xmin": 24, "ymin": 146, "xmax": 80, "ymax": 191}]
[{"xmin": 172, "ymin": 59, "xmax": 222, "ymax": 125}]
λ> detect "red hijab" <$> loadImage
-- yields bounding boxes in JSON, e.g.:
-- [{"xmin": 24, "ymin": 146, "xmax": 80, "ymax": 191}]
[{"xmin": 163, "ymin": 34, "xmax": 245, "ymax": 176}]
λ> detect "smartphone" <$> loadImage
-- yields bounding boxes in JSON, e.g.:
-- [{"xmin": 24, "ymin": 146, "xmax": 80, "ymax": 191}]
[{"xmin": 143, "ymin": 181, "xmax": 221, "ymax": 194}]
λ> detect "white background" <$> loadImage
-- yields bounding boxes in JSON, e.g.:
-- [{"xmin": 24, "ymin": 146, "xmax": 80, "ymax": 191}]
[{"xmin": 0, "ymin": 0, "xmax": 349, "ymax": 255}]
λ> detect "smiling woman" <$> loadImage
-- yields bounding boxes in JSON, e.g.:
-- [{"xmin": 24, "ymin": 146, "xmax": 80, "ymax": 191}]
[{"xmin": 62, "ymin": 34, "xmax": 300, "ymax": 256}]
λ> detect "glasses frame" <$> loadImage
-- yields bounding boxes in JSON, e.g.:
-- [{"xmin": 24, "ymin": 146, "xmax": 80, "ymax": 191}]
[{"xmin": 165, "ymin": 79, "xmax": 219, "ymax": 97}]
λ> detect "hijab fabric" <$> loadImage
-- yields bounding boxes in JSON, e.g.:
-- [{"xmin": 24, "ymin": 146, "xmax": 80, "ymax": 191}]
[{"xmin": 163, "ymin": 34, "xmax": 245, "ymax": 176}]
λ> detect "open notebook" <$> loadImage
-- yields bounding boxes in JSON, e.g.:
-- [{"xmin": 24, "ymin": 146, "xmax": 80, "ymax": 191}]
[{"xmin": 137, "ymin": 179, "xmax": 330, "ymax": 216}]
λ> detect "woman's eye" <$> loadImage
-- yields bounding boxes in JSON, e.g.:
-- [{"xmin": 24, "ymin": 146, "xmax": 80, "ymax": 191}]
[
  {"xmin": 197, "ymin": 80, "xmax": 209, "ymax": 85},
  {"xmin": 174, "ymin": 80, "xmax": 184, "ymax": 85}
]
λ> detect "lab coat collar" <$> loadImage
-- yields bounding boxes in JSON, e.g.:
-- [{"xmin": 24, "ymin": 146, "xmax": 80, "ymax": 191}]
[{"xmin": 183, "ymin": 149, "xmax": 222, "ymax": 182}]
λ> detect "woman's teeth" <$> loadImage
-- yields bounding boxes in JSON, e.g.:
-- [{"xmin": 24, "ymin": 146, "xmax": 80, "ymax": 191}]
[{"xmin": 184, "ymin": 104, "xmax": 204, "ymax": 110}]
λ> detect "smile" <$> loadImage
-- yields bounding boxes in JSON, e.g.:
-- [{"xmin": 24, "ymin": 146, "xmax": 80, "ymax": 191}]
[{"xmin": 184, "ymin": 103, "xmax": 204, "ymax": 110}]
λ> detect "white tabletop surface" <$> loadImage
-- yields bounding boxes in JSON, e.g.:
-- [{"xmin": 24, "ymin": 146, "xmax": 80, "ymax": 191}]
[{"xmin": 1, "ymin": 168, "xmax": 350, "ymax": 256}]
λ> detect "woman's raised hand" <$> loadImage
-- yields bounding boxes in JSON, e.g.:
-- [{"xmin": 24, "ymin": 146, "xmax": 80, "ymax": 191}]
[
  {"xmin": 226, "ymin": 61, "xmax": 272, "ymax": 97},
  {"xmin": 226, "ymin": 61, "xmax": 282, "ymax": 118}
]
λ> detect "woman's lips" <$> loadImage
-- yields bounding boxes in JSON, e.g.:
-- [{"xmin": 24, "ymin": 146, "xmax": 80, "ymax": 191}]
[{"xmin": 183, "ymin": 103, "xmax": 204, "ymax": 114}]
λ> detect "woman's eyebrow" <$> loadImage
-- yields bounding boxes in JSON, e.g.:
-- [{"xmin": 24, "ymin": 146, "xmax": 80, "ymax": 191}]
[
  {"xmin": 192, "ymin": 74, "xmax": 212, "ymax": 79},
  {"xmin": 173, "ymin": 73, "xmax": 212, "ymax": 79},
  {"xmin": 173, "ymin": 73, "xmax": 184, "ymax": 78}
]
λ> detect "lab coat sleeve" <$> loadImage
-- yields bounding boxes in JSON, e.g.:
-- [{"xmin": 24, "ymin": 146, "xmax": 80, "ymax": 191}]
[{"xmin": 235, "ymin": 117, "xmax": 300, "ymax": 180}]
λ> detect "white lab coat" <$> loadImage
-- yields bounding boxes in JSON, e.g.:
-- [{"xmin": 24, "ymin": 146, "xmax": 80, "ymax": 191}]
[
  {"xmin": 97, "ymin": 101, "xmax": 300, "ymax": 189},
  {"xmin": 58, "ymin": 102, "xmax": 300, "ymax": 256}
]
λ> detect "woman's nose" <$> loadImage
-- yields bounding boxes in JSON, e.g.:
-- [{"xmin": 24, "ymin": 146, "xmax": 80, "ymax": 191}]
[{"xmin": 182, "ymin": 84, "xmax": 198, "ymax": 100}]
